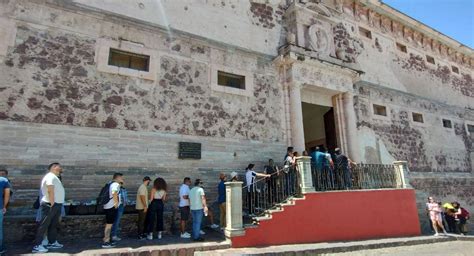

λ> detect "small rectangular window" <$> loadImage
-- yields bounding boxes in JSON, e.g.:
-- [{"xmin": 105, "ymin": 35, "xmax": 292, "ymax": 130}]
[
  {"xmin": 442, "ymin": 119, "xmax": 452, "ymax": 128},
  {"xmin": 412, "ymin": 112, "xmax": 424, "ymax": 123},
  {"xmin": 396, "ymin": 43, "xmax": 407, "ymax": 53},
  {"xmin": 217, "ymin": 71, "xmax": 246, "ymax": 90},
  {"xmin": 426, "ymin": 55, "xmax": 435, "ymax": 65},
  {"xmin": 467, "ymin": 124, "xmax": 474, "ymax": 133},
  {"xmin": 452, "ymin": 66, "xmax": 459, "ymax": 74},
  {"xmin": 108, "ymin": 48, "xmax": 150, "ymax": 72},
  {"xmin": 373, "ymin": 104, "xmax": 387, "ymax": 116},
  {"xmin": 359, "ymin": 27, "xmax": 372, "ymax": 39}
]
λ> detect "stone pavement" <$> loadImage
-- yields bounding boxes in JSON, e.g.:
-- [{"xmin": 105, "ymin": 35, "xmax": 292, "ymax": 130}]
[
  {"xmin": 196, "ymin": 235, "xmax": 474, "ymax": 256},
  {"xmin": 5, "ymin": 227, "xmax": 229, "ymax": 256},
  {"xmin": 327, "ymin": 240, "xmax": 473, "ymax": 256}
]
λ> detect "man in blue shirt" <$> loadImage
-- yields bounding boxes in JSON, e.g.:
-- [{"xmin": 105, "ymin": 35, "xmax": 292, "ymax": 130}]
[
  {"xmin": 0, "ymin": 169, "xmax": 11, "ymax": 254},
  {"xmin": 217, "ymin": 173, "xmax": 226, "ymax": 229}
]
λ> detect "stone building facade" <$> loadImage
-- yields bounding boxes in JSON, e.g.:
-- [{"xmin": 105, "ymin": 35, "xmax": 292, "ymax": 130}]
[{"xmin": 0, "ymin": 0, "xmax": 472, "ymax": 238}]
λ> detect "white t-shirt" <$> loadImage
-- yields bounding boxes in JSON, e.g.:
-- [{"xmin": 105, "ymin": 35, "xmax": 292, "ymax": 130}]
[
  {"xmin": 189, "ymin": 187, "xmax": 205, "ymax": 210},
  {"xmin": 179, "ymin": 184, "xmax": 190, "ymax": 207},
  {"xmin": 245, "ymin": 170, "xmax": 257, "ymax": 192},
  {"xmin": 40, "ymin": 172, "xmax": 65, "ymax": 204},
  {"xmin": 104, "ymin": 182, "xmax": 122, "ymax": 209}
]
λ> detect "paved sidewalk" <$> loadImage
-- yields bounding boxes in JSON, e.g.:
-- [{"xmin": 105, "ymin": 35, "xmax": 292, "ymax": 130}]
[
  {"xmin": 6, "ymin": 227, "xmax": 229, "ymax": 256},
  {"xmin": 196, "ymin": 235, "xmax": 474, "ymax": 256},
  {"xmin": 328, "ymin": 240, "xmax": 473, "ymax": 256}
]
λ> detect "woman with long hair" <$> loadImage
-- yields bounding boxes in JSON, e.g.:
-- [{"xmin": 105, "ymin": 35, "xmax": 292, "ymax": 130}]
[
  {"xmin": 145, "ymin": 177, "xmax": 167, "ymax": 240},
  {"xmin": 426, "ymin": 197, "xmax": 448, "ymax": 236}
]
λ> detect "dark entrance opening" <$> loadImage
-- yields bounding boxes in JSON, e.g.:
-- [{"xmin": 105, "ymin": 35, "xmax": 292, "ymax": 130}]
[{"xmin": 302, "ymin": 102, "xmax": 338, "ymax": 152}]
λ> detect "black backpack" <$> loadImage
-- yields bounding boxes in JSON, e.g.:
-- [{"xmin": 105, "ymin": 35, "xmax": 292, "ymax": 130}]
[{"xmin": 97, "ymin": 181, "xmax": 113, "ymax": 206}]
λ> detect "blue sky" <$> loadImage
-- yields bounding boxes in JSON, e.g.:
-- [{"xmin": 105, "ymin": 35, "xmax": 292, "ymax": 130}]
[{"xmin": 382, "ymin": 0, "xmax": 474, "ymax": 49}]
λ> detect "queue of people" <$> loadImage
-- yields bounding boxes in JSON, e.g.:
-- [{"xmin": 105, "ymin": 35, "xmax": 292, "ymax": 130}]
[
  {"xmin": 0, "ymin": 154, "xmax": 471, "ymax": 254},
  {"xmin": 23, "ymin": 163, "xmax": 232, "ymax": 253},
  {"xmin": 426, "ymin": 196, "xmax": 470, "ymax": 236}
]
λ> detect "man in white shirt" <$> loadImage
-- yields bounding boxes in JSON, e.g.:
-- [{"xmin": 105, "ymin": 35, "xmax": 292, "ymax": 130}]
[
  {"xmin": 245, "ymin": 164, "xmax": 270, "ymax": 216},
  {"xmin": 189, "ymin": 179, "xmax": 208, "ymax": 241},
  {"xmin": 101, "ymin": 173, "xmax": 124, "ymax": 248},
  {"xmin": 32, "ymin": 163, "xmax": 65, "ymax": 253},
  {"xmin": 136, "ymin": 176, "xmax": 151, "ymax": 240},
  {"xmin": 179, "ymin": 177, "xmax": 192, "ymax": 238}
]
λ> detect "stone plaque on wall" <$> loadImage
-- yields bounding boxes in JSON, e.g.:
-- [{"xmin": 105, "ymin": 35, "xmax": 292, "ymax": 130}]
[{"xmin": 178, "ymin": 142, "xmax": 201, "ymax": 159}]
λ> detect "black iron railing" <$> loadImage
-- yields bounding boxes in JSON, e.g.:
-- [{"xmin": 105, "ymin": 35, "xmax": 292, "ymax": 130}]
[
  {"xmin": 242, "ymin": 166, "xmax": 300, "ymax": 218},
  {"xmin": 242, "ymin": 162, "xmax": 400, "ymax": 222},
  {"xmin": 312, "ymin": 163, "xmax": 400, "ymax": 191}
]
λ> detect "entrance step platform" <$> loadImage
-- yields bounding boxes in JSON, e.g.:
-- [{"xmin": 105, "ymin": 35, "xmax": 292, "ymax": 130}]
[
  {"xmin": 6, "ymin": 228, "xmax": 229, "ymax": 255},
  {"xmin": 196, "ymin": 235, "xmax": 474, "ymax": 255}
]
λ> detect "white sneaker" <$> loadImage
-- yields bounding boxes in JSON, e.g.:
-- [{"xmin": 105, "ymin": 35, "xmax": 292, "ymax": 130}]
[
  {"xmin": 111, "ymin": 236, "xmax": 121, "ymax": 242},
  {"xmin": 180, "ymin": 232, "xmax": 191, "ymax": 238},
  {"xmin": 210, "ymin": 224, "xmax": 219, "ymax": 229},
  {"xmin": 147, "ymin": 233, "xmax": 153, "ymax": 240},
  {"xmin": 200, "ymin": 230, "xmax": 206, "ymax": 235},
  {"xmin": 32, "ymin": 245, "xmax": 49, "ymax": 253},
  {"xmin": 158, "ymin": 232, "xmax": 162, "ymax": 239},
  {"xmin": 47, "ymin": 241, "xmax": 64, "ymax": 249},
  {"xmin": 434, "ymin": 233, "xmax": 439, "ymax": 236}
]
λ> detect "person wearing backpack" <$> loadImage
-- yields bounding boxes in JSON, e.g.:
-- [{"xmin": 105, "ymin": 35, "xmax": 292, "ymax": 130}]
[{"xmin": 101, "ymin": 173, "xmax": 124, "ymax": 248}]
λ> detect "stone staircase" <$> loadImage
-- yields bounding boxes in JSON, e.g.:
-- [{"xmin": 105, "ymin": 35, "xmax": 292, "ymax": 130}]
[
  {"xmin": 250, "ymin": 196, "xmax": 305, "ymax": 224},
  {"xmin": 230, "ymin": 189, "xmax": 422, "ymax": 248}
]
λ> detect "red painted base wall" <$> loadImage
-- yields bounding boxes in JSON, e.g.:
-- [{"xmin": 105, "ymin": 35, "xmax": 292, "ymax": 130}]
[{"xmin": 231, "ymin": 189, "xmax": 421, "ymax": 248}]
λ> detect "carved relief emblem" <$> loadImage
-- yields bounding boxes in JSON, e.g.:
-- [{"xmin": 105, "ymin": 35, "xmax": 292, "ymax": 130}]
[{"xmin": 308, "ymin": 23, "xmax": 330, "ymax": 54}]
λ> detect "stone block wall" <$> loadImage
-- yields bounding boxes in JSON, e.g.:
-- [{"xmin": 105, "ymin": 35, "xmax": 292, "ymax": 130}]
[
  {"xmin": 0, "ymin": 0, "xmax": 286, "ymax": 237},
  {"xmin": 410, "ymin": 173, "xmax": 474, "ymax": 234},
  {"xmin": 354, "ymin": 83, "xmax": 473, "ymax": 173}
]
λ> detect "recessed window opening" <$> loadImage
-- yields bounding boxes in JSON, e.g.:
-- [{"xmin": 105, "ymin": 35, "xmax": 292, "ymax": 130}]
[
  {"xmin": 442, "ymin": 119, "xmax": 452, "ymax": 128},
  {"xmin": 217, "ymin": 71, "xmax": 246, "ymax": 90},
  {"xmin": 452, "ymin": 66, "xmax": 459, "ymax": 74},
  {"xmin": 412, "ymin": 112, "xmax": 424, "ymax": 123},
  {"xmin": 412, "ymin": 113, "xmax": 424, "ymax": 123},
  {"xmin": 373, "ymin": 104, "xmax": 387, "ymax": 116},
  {"xmin": 466, "ymin": 124, "xmax": 474, "ymax": 133},
  {"xmin": 426, "ymin": 55, "xmax": 435, "ymax": 65},
  {"xmin": 359, "ymin": 27, "xmax": 372, "ymax": 39},
  {"xmin": 108, "ymin": 48, "xmax": 150, "ymax": 71},
  {"xmin": 396, "ymin": 43, "xmax": 407, "ymax": 53}
]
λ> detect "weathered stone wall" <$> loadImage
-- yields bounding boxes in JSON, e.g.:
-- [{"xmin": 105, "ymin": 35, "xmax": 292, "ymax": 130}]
[
  {"xmin": 410, "ymin": 173, "xmax": 474, "ymax": 234},
  {"xmin": 71, "ymin": 0, "xmax": 286, "ymax": 56},
  {"xmin": 338, "ymin": 0, "xmax": 473, "ymax": 110},
  {"xmin": 1, "ymin": 21, "xmax": 282, "ymax": 143},
  {"xmin": 354, "ymin": 83, "xmax": 473, "ymax": 172},
  {"xmin": 0, "ymin": 0, "xmax": 285, "ymax": 222}
]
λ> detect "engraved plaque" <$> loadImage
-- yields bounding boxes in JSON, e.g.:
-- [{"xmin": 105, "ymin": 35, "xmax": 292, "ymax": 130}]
[{"xmin": 178, "ymin": 142, "xmax": 201, "ymax": 159}]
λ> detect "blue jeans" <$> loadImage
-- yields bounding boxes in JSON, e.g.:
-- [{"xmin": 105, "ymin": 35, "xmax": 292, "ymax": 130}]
[
  {"xmin": 111, "ymin": 204, "xmax": 124, "ymax": 238},
  {"xmin": 0, "ymin": 210, "xmax": 3, "ymax": 251},
  {"xmin": 191, "ymin": 209, "xmax": 203, "ymax": 239}
]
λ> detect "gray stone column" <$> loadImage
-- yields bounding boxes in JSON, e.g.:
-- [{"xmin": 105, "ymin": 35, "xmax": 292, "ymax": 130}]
[
  {"xmin": 224, "ymin": 181, "xmax": 245, "ymax": 238},
  {"xmin": 393, "ymin": 161, "xmax": 411, "ymax": 188},
  {"xmin": 296, "ymin": 156, "xmax": 315, "ymax": 193},
  {"xmin": 334, "ymin": 92, "xmax": 361, "ymax": 162},
  {"xmin": 289, "ymin": 82, "xmax": 305, "ymax": 153}
]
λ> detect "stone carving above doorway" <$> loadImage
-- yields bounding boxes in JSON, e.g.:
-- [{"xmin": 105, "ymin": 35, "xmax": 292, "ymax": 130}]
[{"xmin": 308, "ymin": 23, "xmax": 331, "ymax": 54}]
